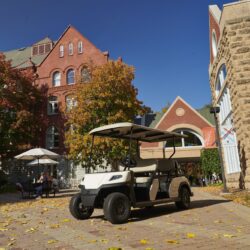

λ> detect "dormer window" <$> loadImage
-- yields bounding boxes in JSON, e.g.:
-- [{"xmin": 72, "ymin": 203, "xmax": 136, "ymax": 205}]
[
  {"xmin": 78, "ymin": 41, "xmax": 83, "ymax": 54},
  {"xmin": 59, "ymin": 45, "xmax": 64, "ymax": 57},
  {"xmin": 32, "ymin": 42, "xmax": 52, "ymax": 56},
  {"xmin": 68, "ymin": 43, "xmax": 73, "ymax": 55}
]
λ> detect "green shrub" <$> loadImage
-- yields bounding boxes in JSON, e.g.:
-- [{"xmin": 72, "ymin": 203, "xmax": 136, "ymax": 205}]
[{"xmin": 201, "ymin": 148, "xmax": 221, "ymax": 176}]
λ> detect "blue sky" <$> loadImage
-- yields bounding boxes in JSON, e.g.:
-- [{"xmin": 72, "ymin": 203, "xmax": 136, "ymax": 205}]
[{"xmin": 0, "ymin": 0, "xmax": 233, "ymax": 112}]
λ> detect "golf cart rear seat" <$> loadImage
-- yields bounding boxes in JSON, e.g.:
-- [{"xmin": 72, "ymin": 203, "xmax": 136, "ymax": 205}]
[
  {"xmin": 131, "ymin": 159, "xmax": 176, "ymax": 184},
  {"xmin": 131, "ymin": 159, "xmax": 157, "ymax": 184}
]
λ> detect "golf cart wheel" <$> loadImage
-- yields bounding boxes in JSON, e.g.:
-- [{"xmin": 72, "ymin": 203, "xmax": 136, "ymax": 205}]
[
  {"xmin": 103, "ymin": 192, "xmax": 131, "ymax": 224},
  {"xmin": 175, "ymin": 187, "xmax": 190, "ymax": 209},
  {"xmin": 69, "ymin": 193, "xmax": 94, "ymax": 220}
]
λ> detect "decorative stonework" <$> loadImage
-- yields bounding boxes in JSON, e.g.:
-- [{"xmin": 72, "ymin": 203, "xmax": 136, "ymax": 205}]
[
  {"xmin": 176, "ymin": 108, "xmax": 185, "ymax": 117},
  {"xmin": 209, "ymin": 4, "xmax": 250, "ymax": 189}
]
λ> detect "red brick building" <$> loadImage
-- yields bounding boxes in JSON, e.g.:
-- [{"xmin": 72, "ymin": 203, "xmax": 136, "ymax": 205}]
[
  {"xmin": 3, "ymin": 25, "xmax": 110, "ymax": 182},
  {"xmin": 4, "ymin": 25, "xmax": 109, "ymax": 156},
  {"xmin": 140, "ymin": 97, "xmax": 216, "ymax": 179}
]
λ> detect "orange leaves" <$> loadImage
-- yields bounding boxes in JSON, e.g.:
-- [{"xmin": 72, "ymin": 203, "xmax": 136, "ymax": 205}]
[{"xmin": 65, "ymin": 61, "xmax": 148, "ymax": 168}]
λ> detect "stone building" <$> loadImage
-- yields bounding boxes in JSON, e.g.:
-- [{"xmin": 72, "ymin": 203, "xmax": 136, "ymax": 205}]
[{"xmin": 208, "ymin": 0, "xmax": 250, "ymax": 189}]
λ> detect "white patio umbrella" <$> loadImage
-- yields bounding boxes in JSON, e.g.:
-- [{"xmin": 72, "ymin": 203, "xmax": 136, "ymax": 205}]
[
  {"xmin": 27, "ymin": 158, "xmax": 59, "ymax": 166},
  {"xmin": 15, "ymin": 147, "xmax": 59, "ymax": 161}
]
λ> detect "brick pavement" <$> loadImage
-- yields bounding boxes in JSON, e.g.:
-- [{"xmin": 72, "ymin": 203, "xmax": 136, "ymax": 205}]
[{"xmin": 0, "ymin": 187, "xmax": 250, "ymax": 250}]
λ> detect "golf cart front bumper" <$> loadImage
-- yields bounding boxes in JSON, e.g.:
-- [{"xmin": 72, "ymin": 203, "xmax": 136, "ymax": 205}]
[{"xmin": 79, "ymin": 185, "xmax": 98, "ymax": 208}]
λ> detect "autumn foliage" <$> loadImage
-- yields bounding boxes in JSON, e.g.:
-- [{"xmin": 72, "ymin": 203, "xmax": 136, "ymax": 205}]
[
  {"xmin": 0, "ymin": 53, "xmax": 43, "ymax": 159},
  {"xmin": 65, "ymin": 61, "xmax": 148, "ymax": 170}
]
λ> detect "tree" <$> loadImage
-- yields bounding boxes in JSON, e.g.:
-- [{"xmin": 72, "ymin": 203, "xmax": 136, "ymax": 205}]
[
  {"xmin": 65, "ymin": 61, "xmax": 149, "ymax": 170},
  {"xmin": 0, "ymin": 53, "xmax": 43, "ymax": 160}
]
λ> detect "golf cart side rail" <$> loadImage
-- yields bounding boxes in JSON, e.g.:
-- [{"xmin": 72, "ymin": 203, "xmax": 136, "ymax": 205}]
[{"xmin": 89, "ymin": 122, "xmax": 187, "ymax": 142}]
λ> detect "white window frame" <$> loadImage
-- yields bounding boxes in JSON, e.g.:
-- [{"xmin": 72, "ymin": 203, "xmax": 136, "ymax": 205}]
[
  {"xmin": 59, "ymin": 45, "xmax": 64, "ymax": 57},
  {"xmin": 52, "ymin": 71, "xmax": 61, "ymax": 87},
  {"xmin": 68, "ymin": 42, "xmax": 73, "ymax": 55},
  {"xmin": 78, "ymin": 41, "xmax": 83, "ymax": 54},
  {"xmin": 165, "ymin": 129, "xmax": 204, "ymax": 148},
  {"xmin": 212, "ymin": 30, "xmax": 218, "ymax": 58},
  {"xmin": 66, "ymin": 95, "xmax": 77, "ymax": 111},
  {"xmin": 48, "ymin": 96, "xmax": 59, "ymax": 115},
  {"xmin": 215, "ymin": 64, "xmax": 227, "ymax": 97},
  {"xmin": 46, "ymin": 126, "xmax": 59, "ymax": 149},
  {"xmin": 67, "ymin": 69, "xmax": 75, "ymax": 85},
  {"xmin": 81, "ymin": 67, "xmax": 91, "ymax": 82}
]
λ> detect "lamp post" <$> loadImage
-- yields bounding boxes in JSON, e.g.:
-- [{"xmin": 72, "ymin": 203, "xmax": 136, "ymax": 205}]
[{"xmin": 210, "ymin": 106, "xmax": 229, "ymax": 193}]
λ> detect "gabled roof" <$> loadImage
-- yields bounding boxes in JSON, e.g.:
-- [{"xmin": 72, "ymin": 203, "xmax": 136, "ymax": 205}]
[
  {"xmin": 149, "ymin": 96, "xmax": 215, "ymax": 128},
  {"xmin": 3, "ymin": 37, "xmax": 53, "ymax": 69}
]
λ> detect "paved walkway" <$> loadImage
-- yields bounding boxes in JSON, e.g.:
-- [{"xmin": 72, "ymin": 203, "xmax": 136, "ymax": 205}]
[{"xmin": 0, "ymin": 188, "xmax": 250, "ymax": 249}]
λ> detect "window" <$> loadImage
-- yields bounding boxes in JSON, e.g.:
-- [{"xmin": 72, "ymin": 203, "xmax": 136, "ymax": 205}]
[
  {"xmin": 52, "ymin": 71, "xmax": 61, "ymax": 87},
  {"xmin": 67, "ymin": 69, "xmax": 75, "ymax": 84},
  {"xmin": 59, "ymin": 45, "xmax": 64, "ymax": 57},
  {"xmin": 78, "ymin": 41, "xmax": 83, "ymax": 54},
  {"xmin": 46, "ymin": 126, "xmax": 59, "ymax": 149},
  {"xmin": 68, "ymin": 42, "xmax": 73, "ymax": 55},
  {"xmin": 32, "ymin": 46, "xmax": 38, "ymax": 56},
  {"xmin": 66, "ymin": 95, "xmax": 77, "ymax": 111},
  {"xmin": 165, "ymin": 129, "xmax": 203, "ymax": 148},
  {"xmin": 81, "ymin": 67, "xmax": 91, "ymax": 82},
  {"xmin": 215, "ymin": 64, "xmax": 227, "ymax": 97},
  {"xmin": 212, "ymin": 31, "xmax": 218, "ymax": 58},
  {"xmin": 47, "ymin": 96, "xmax": 59, "ymax": 115}
]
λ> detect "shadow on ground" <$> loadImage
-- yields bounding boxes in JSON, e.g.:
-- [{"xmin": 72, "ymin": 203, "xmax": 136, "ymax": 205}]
[{"xmin": 90, "ymin": 199, "xmax": 231, "ymax": 223}]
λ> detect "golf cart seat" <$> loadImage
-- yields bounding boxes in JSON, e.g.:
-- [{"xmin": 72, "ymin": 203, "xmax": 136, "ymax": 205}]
[{"xmin": 131, "ymin": 159, "xmax": 157, "ymax": 184}]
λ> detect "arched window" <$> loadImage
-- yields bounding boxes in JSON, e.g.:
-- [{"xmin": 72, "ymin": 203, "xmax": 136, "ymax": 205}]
[
  {"xmin": 66, "ymin": 95, "xmax": 77, "ymax": 111},
  {"xmin": 68, "ymin": 42, "xmax": 73, "ymax": 55},
  {"xmin": 78, "ymin": 41, "xmax": 83, "ymax": 54},
  {"xmin": 59, "ymin": 45, "xmax": 64, "ymax": 57},
  {"xmin": 52, "ymin": 71, "xmax": 61, "ymax": 87},
  {"xmin": 165, "ymin": 129, "xmax": 203, "ymax": 148},
  {"xmin": 46, "ymin": 126, "xmax": 59, "ymax": 149},
  {"xmin": 215, "ymin": 64, "xmax": 227, "ymax": 97},
  {"xmin": 47, "ymin": 96, "xmax": 59, "ymax": 115},
  {"xmin": 67, "ymin": 69, "xmax": 75, "ymax": 85},
  {"xmin": 212, "ymin": 31, "xmax": 217, "ymax": 58},
  {"xmin": 81, "ymin": 67, "xmax": 91, "ymax": 83}
]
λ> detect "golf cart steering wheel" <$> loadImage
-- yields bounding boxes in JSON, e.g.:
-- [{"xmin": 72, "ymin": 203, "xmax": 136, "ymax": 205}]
[{"xmin": 121, "ymin": 155, "xmax": 137, "ymax": 170}]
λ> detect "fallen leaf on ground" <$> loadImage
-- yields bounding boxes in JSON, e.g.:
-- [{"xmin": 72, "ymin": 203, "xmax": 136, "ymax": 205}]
[
  {"xmin": 166, "ymin": 240, "xmax": 179, "ymax": 244},
  {"xmin": 223, "ymin": 234, "xmax": 236, "ymax": 238},
  {"xmin": 0, "ymin": 228, "xmax": 8, "ymax": 231},
  {"xmin": 50, "ymin": 224, "xmax": 60, "ymax": 229},
  {"xmin": 187, "ymin": 233, "xmax": 196, "ymax": 238},
  {"xmin": 88, "ymin": 239, "xmax": 97, "ymax": 243},
  {"xmin": 48, "ymin": 239, "xmax": 58, "ymax": 244},
  {"xmin": 100, "ymin": 239, "xmax": 108, "ymax": 244},
  {"xmin": 107, "ymin": 248, "xmax": 122, "ymax": 250},
  {"xmin": 140, "ymin": 239, "xmax": 149, "ymax": 245},
  {"xmin": 61, "ymin": 218, "xmax": 71, "ymax": 223}
]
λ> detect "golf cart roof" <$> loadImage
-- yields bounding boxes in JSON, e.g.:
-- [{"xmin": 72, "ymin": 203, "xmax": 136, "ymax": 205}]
[{"xmin": 89, "ymin": 122, "xmax": 186, "ymax": 142}]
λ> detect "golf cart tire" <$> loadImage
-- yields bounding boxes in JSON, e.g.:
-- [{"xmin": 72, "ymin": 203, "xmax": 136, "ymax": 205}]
[
  {"xmin": 103, "ymin": 192, "xmax": 131, "ymax": 224},
  {"xmin": 69, "ymin": 193, "xmax": 94, "ymax": 220},
  {"xmin": 175, "ymin": 187, "xmax": 191, "ymax": 210}
]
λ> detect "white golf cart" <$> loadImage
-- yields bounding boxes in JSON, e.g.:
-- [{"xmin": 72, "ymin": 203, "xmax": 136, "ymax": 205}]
[{"xmin": 69, "ymin": 122, "xmax": 193, "ymax": 224}]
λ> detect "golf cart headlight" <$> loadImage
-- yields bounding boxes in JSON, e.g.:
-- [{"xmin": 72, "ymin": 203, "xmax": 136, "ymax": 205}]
[{"xmin": 109, "ymin": 175, "xmax": 122, "ymax": 181}]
